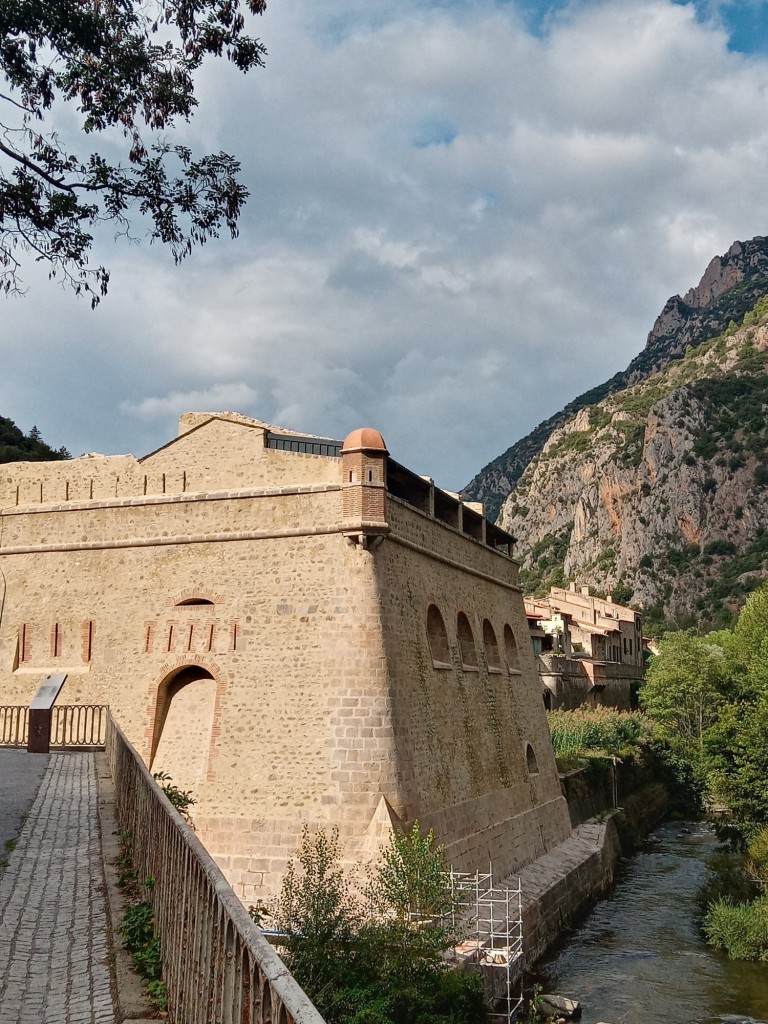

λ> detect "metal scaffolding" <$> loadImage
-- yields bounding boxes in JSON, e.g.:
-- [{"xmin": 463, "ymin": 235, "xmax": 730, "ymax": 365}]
[{"xmin": 448, "ymin": 868, "xmax": 524, "ymax": 1022}]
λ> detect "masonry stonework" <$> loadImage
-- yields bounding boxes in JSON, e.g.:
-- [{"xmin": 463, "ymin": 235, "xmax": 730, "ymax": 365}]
[{"xmin": 0, "ymin": 413, "xmax": 572, "ymax": 899}]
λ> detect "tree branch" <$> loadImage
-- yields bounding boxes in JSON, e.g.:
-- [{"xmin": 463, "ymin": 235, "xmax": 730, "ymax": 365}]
[
  {"xmin": 0, "ymin": 91, "xmax": 33, "ymax": 115},
  {"xmin": 0, "ymin": 139, "xmax": 74, "ymax": 193}
]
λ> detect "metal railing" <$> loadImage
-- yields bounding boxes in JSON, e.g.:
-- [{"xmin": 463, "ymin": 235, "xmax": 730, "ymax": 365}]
[
  {"xmin": 106, "ymin": 715, "xmax": 326, "ymax": 1024},
  {"xmin": 51, "ymin": 704, "xmax": 108, "ymax": 747},
  {"xmin": 0, "ymin": 705, "xmax": 28, "ymax": 746}
]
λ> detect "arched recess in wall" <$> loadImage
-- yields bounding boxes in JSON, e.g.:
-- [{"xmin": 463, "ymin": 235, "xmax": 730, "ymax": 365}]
[
  {"xmin": 504, "ymin": 624, "xmax": 521, "ymax": 674},
  {"xmin": 426, "ymin": 604, "xmax": 451, "ymax": 667},
  {"xmin": 482, "ymin": 619, "xmax": 502, "ymax": 671},
  {"xmin": 543, "ymin": 690, "xmax": 553, "ymax": 711},
  {"xmin": 150, "ymin": 665, "xmax": 217, "ymax": 796},
  {"xmin": 457, "ymin": 612, "xmax": 478, "ymax": 670},
  {"xmin": 525, "ymin": 743, "xmax": 539, "ymax": 776}
]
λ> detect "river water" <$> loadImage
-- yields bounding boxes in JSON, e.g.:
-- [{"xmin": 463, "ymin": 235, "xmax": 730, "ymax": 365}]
[{"xmin": 536, "ymin": 820, "xmax": 768, "ymax": 1024}]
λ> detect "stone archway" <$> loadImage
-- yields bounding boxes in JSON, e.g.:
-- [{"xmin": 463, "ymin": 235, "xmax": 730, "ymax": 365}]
[{"xmin": 150, "ymin": 665, "xmax": 217, "ymax": 797}]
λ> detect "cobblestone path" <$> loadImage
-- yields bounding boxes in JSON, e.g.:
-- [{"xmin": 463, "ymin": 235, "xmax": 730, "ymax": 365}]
[
  {"xmin": 0, "ymin": 753, "xmax": 117, "ymax": 1024},
  {"xmin": 0, "ymin": 749, "xmax": 50, "ymax": 858}
]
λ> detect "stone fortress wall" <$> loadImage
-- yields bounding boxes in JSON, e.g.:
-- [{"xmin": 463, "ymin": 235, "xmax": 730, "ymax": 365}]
[{"xmin": 0, "ymin": 413, "xmax": 571, "ymax": 899}]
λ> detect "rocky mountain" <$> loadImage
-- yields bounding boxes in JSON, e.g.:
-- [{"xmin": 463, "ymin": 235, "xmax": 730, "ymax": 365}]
[
  {"xmin": 463, "ymin": 237, "xmax": 768, "ymax": 522},
  {"xmin": 498, "ymin": 291, "xmax": 768, "ymax": 631}
]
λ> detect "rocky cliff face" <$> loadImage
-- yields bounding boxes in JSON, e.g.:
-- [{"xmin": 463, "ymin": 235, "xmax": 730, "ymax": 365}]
[
  {"xmin": 498, "ymin": 295, "xmax": 768, "ymax": 629},
  {"xmin": 463, "ymin": 237, "xmax": 768, "ymax": 522}
]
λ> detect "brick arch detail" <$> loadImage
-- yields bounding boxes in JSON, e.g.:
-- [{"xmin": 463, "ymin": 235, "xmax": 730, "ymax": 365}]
[
  {"xmin": 169, "ymin": 588, "xmax": 224, "ymax": 608},
  {"xmin": 143, "ymin": 655, "xmax": 227, "ymax": 782}
]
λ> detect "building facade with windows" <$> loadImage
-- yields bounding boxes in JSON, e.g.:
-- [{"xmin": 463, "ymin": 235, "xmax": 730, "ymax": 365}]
[
  {"xmin": 525, "ymin": 586, "xmax": 645, "ymax": 710},
  {"xmin": 0, "ymin": 412, "xmax": 571, "ymax": 898}
]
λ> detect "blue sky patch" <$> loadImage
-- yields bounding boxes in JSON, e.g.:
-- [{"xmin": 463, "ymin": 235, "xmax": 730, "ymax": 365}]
[
  {"xmin": 413, "ymin": 119, "xmax": 458, "ymax": 148},
  {"xmin": 676, "ymin": 0, "xmax": 768, "ymax": 54}
]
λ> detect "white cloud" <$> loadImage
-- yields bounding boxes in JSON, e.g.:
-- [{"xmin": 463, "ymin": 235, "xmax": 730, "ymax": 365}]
[
  {"xmin": 120, "ymin": 383, "xmax": 260, "ymax": 421},
  {"xmin": 4, "ymin": 0, "xmax": 768, "ymax": 490}
]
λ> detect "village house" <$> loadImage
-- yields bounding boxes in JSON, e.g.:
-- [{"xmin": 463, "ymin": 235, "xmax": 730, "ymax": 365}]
[{"xmin": 525, "ymin": 585, "xmax": 645, "ymax": 710}]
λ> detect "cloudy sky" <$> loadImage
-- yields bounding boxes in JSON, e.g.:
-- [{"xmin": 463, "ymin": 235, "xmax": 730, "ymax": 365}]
[{"xmin": 3, "ymin": 0, "xmax": 768, "ymax": 491}]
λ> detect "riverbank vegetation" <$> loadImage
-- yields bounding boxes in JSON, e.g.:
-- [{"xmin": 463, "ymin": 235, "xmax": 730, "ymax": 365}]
[
  {"xmin": 252, "ymin": 823, "xmax": 488, "ymax": 1024},
  {"xmin": 640, "ymin": 582, "xmax": 768, "ymax": 960},
  {"xmin": 547, "ymin": 706, "xmax": 651, "ymax": 768}
]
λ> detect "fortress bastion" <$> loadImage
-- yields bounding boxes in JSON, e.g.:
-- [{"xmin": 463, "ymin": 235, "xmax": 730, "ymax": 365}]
[{"xmin": 0, "ymin": 412, "xmax": 571, "ymax": 898}]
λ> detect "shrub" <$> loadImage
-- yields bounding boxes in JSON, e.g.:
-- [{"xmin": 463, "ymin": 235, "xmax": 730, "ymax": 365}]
[
  {"xmin": 747, "ymin": 826, "xmax": 768, "ymax": 883},
  {"xmin": 703, "ymin": 896, "xmax": 768, "ymax": 961},
  {"xmin": 272, "ymin": 825, "xmax": 489, "ymax": 1024},
  {"xmin": 153, "ymin": 771, "xmax": 195, "ymax": 824},
  {"xmin": 547, "ymin": 707, "xmax": 651, "ymax": 759},
  {"xmin": 695, "ymin": 848, "xmax": 759, "ymax": 920}
]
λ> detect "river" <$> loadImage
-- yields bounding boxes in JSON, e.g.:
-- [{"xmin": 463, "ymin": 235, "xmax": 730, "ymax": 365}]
[{"xmin": 535, "ymin": 820, "xmax": 768, "ymax": 1024}]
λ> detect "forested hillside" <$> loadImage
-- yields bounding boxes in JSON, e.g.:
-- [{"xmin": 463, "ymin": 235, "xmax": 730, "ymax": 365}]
[
  {"xmin": 0, "ymin": 416, "xmax": 69, "ymax": 463},
  {"xmin": 463, "ymin": 238, "xmax": 768, "ymax": 522},
  {"xmin": 499, "ymin": 293, "xmax": 768, "ymax": 631}
]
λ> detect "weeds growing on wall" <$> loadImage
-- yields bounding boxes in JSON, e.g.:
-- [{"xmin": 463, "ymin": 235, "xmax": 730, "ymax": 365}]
[
  {"xmin": 116, "ymin": 829, "xmax": 168, "ymax": 1012},
  {"xmin": 153, "ymin": 771, "xmax": 195, "ymax": 825}
]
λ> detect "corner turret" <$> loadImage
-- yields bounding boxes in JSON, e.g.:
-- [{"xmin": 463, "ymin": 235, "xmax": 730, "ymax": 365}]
[{"xmin": 341, "ymin": 428, "xmax": 389, "ymax": 547}]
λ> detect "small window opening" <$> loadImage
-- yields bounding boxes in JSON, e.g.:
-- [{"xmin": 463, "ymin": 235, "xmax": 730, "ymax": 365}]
[
  {"xmin": 504, "ymin": 624, "xmax": 521, "ymax": 673},
  {"xmin": 526, "ymin": 743, "xmax": 539, "ymax": 775},
  {"xmin": 426, "ymin": 605, "xmax": 450, "ymax": 666},
  {"xmin": 457, "ymin": 612, "xmax": 478, "ymax": 669},
  {"xmin": 83, "ymin": 620, "xmax": 94, "ymax": 663},
  {"xmin": 175, "ymin": 598, "xmax": 215, "ymax": 607},
  {"xmin": 483, "ymin": 619, "xmax": 502, "ymax": 671},
  {"xmin": 51, "ymin": 623, "xmax": 61, "ymax": 659},
  {"xmin": 20, "ymin": 623, "xmax": 30, "ymax": 663}
]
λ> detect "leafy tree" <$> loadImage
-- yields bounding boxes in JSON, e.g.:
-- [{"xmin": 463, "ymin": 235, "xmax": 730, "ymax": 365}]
[
  {"xmin": 268, "ymin": 824, "xmax": 488, "ymax": 1024},
  {"xmin": 271, "ymin": 826, "xmax": 360, "ymax": 1002},
  {"xmin": 0, "ymin": 0, "xmax": 267, "ymax": 305},
  {"xmin": 733, "ymin": 583, "xmax": 768, "ymax": 693},
  {"xmin": 705, "ymin": 694, "xmax": 768, "ymax": 837},
  {"xmin": 640, "ymin": 630, "xmax": 727, "ymax": 755},
  {"xmin": 362, "ymin": 823, "xmax": 461, "ymax": 988},
  {"xmin": 0, "ymin": 415, "xmax": 69, "ymax": 462}
]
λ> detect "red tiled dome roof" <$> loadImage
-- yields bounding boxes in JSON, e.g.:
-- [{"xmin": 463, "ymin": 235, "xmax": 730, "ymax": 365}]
[{"xmin": 341, "ymin": 428, "xmax": 388, "ymax": 453}]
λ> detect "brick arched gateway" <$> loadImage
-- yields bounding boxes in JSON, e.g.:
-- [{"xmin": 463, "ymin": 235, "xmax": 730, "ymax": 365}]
[{"xmin": 148, "ymin": 661, "xmax": 223, "ymax": 795}]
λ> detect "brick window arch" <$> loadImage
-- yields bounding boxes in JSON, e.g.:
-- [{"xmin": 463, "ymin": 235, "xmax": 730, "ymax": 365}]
[
  {"xmin": 526, "ymin": 743, "xmax": 539, "ymax": 776},
  {"xmin": 483, "ymin": 619, "xmax": 502, "ymax": 672},
  {"xmin": 457, "ymin": 612, "xmax": 478, "ymax": 670},
  {"xmin": 426, "ymin": 604, "xmax": 451, "ymax": 667},
  {"xmin": 504, "ymin": 624, "xmax": 521, "ymax": 674}
]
